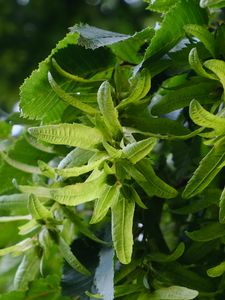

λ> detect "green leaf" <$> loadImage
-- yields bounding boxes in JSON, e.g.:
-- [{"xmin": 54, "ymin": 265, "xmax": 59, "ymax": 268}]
[
  {"xmin": 47, "ymin": 72, "xmax": 98, "ymax": 115},
  {"xmin": 58, "ymin": 147, "xmax": 93, "ymax": 169},
  {"xmin": 122, "ymin": 138, "xmax": 157, "ymax": 164},
  {"xmin": 188, "ymin": 48, "xmax": 217, "ymax": 79},
  {"xmin": 0, "ymin": 194, "xmax": 28, "ymax": 212},
  {"xmin": 111, "ymin": 192, "xmax": 135, "ymax": 264},
  {"xmin": 189, "ymin": 99, "xmax": 225, "ymax": 133},
  {"xmin": 186, "ymin": 222, "xmax": 225, "ymax": 241},
  {"xmin": 38, "ymin": 160, "xmax": 55, "ymax": 179},
  {"xmin": 69, "ymin": 24, "xmax": 129, "ymax": 49},
  {"xmin": 97, "ymin": 81, "xmax": 122, "ymax": 139},
  {"xmin": 94, "ymin": 247, "xmax": 114, "ymax": 300},
  {"xmin": 219, "ymin": 187, "xmax": 225, "ymax": 223},
  {"xmin": 90, "ymin": 183, "xmax": 121, "ymax": 224},
  {"xmin": 14, "ymin": 248, "xmax": 40, "ymax": 290},
  {"xmin": 148, "ymin": 243, "xmax": 185, "ymax": 263},
  {"xmin": 184, "ymin": 24, "xmax": 216, "ymax": 57},
  {"xmin": 28, "ymin": 123, "xmax": 103, "ymax": 150},
  {"xmin": 145, "ymin": 0, "xmax": 207, "ymax": 59},
  {"xmin": 200, "ymin": 0, "xmax": 225, "ymax": 8},
  {"xmin": 50, "ymin": 172, "xmax": 107, "ymax": 205},
  {"xmin": 123, "ymin": 185, "xmax": 147, "ymax": 209},
  {"xmin": 0, "ymin": 121, "xmax": 11, "ymax": 139},
  {"xmin": 182, "ymin": 137, "xmax": 225, "ymax": 199},
  {"xmin": 117, "ymin": 69, "xmax": 151, "ymax": 110},
  {"xmin": 58, "ymin": 236, "xmax": 90, "ymax": 276},
  {"xmin": 137, "ymin": 159, "xmax": 178, "ymax": 199},
  {"xmin": 204, "ymin": 59, "xmax": 225, "ymax": 99},
  {"xmin": 146, "ymin": 0, "xmax": 178, "ymax": 13},
  {"xmin": 207, "ymin": 261, "xmax": 225, "ymax": 277},
  {"xmin": 148, "ymin": 285, "xmax": 198, "ymax": 300},
  {"xmin": 28, "ymin": 194, "xmax": 53, "ymax": 221},
  {"xmin": 0, "ymin": 238, "xmax": 33, "ymax": 256}
]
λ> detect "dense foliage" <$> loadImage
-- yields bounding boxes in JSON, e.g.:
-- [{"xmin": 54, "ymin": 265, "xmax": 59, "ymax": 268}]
[{"xmin": 1, "ymin": 0, "xmax": 225, "ymax": 299}]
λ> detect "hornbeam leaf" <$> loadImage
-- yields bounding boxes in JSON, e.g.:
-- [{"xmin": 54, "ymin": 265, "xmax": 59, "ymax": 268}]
[
  {"xmin": 207, "ymin": 261, "xmax": 225, "ymax": 277},
  {"xmin": 219, "ymin": 187, "xmax": 225, "ymax": 223},
  {"xmin": 137, "ymin": 159, "xmax": 178, "ymax": 199},
  {"xmin": 111, "ymin": 192, "xmax": 135, "ymax": 264},
  {"xmin": 188, "ymin": 48, "xmax": 217, "ymax": 79},
  {"xmin": 59, "ymin": 236, "xmax": 90, "ymax": 276},
  {"xmin": 48, "ymin": 72, "xmax": 98, "ymax": 115},
  {"xmin": 204, "ymin": 59, "xmax": 225, "ymax": 98},
  {"xmin": 57, "ymin": 153, "xmax": 108, "ymax": 178},
  {"xmin": 97, "ymin": 81, "xmax": 122, "ymax": 139},
  {"xmin": 186, "ymin": 222, "xmax": 225, "ymax": 241},
  {"xmin": 182, "ymin": 137, "xmax": 225, "ymax": 199},
  {"xmin": 189, "ymin": 100, "xmax": 225, "ymax": 133},
  {"xmin": 122, "ymin": 138, "xmax": 157, "ymax": 164},
  {"xmin": 0, "ymin": 238, "xmax": 33, "ymax": 256},
  {"xmin": 117, "ymin": 69, "xmax": 151, "ymax": 110},
  {"xmin": 28, "ymin": 123, "xmax": 103, "ymax": 150},
  {"xmin": 51, "ymin": 172, "xmax": 107, "ymax": 205},
  {"xmin": 0, "ymin": 152, "xmax": 41, "ymax": 174},
  {"xmin": 90, "ymin": 183, "xmax": 121, "ymax": 224},
  {"xmin": 149, "ymin": 285, "xmax": 198, "ymax": 300},
  {"xmin": 28, "ymin": 194, "xmax": 53, "ymax": 221},
  {"xmin": 184, "ymin": 24, "xmax": 216, "ymax": 57}
]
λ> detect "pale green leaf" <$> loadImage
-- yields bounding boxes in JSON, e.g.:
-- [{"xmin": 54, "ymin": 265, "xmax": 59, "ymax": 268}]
[
  {"xmin": 0, "ymin": 194, "xmax": 28, "ymax": 211},
  {"xmin": 0, "ymin": 238, "xmax": 33, "ymax": 256},
  {"xmin": 28, "ymin": 194, "xmax": 53, "ymax": 221},
  {"xmin": 184, "ymin": 24, "xmax": 216, "ymax": 57},
  {"xmin": 189, "ymin": 99, "xmax": 225, "ymax": 133},
  {"xmin": 122, "ymin": 137, "xmax": 157, "ymax": 164},
  {"xmin": 146, "ymin": 0, "xmax": 178, "ymax": 13},
  {"xmin": 186, "ymin": 222, "xmax": 225, "ymax": 241},
  {"xmin": 59, "ymin": 236, "xmax": 90, "ymax": 276},
  {"xmin": 58, "ymin": 148, "xmax": 93, "ymax": 169},
  {"xmin": 28, "ymin": 123, "xmax": 103, "ymax": 150},
  {"xmin": 182, "ymin": 137, "xmax": 225, "ymax": 199},
  {"xmin": 90, "ymin": 183, "xmax": 121, "ymax": 224},
  {"xmin": 97, "ymin": 81, "xmax": 122, "ymax": 139},
  {"xmin": 0, "ymin": 216, "xmax": 31, "ymax": 222},
  {"xmin": 111, "ymin": 192, "xmax": 135, "ymax": 264},
  {"xmin": 207, "ymin": 261, "xmax": 225, "ymax": 277},
  {"xmin": 151, "ymin": 285, "xmax": 198, "ymax": 300}
]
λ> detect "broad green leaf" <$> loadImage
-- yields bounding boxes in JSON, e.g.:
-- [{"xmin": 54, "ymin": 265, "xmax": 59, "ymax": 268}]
[
  {"xmin": 28, "ymin": 123, "xmax": 103, "ymax": 150},
  {"xmin": 189, "ymin": 99, "xmax": 225, "ymax": 133},
  {"xmin": 188, "ymin": 48, "xmax": 217, "ymax": 79},
  {"xmin": 117, "ymin": 69, "xmax": 151, "ymax": 110},
  {"xmin": 200, "ymin": 0, "xmax": 225, "ymax": 8},
  {"xmin": 148, "ymin": 243, "xmax": 185, "ymax": 263},
  {"xmin": 94, "ymin": 247, "xmax": 114, "ymax": 300},
  {"xmin": 182, "ymin": 137, "xmax": 225, "ymax": 199},
  {"xmin": 28, "ymin": 194, "xmax": 53, "ymax": 221},
  {"xmin": 51, "ymin": 172, "xmax": 107, "ymax": 205},
  {"xmin": 137, "ymin": 159, "xmax": 178, "ymax": 199},
  {"xmin": 14, "ymin": 248, "xmax": 40, "ymax": 290},
  {"xmin": 122, "ymin": 138, "xmax": 157, "ymax": 164},
  {"xmin": 90, "ymin": 183, "xmax": 121, "ymax": 224},
  {"xmin": 70, "ymin": 24, "xmax": 129, "ymax": 49},
  {"xmin": 97, "ymin": 81, "xmax": 122, "ymax": 139},
  {"xmin": 184, "ymin": 24, "xmax": 216, "ymax": 57},
  {"xmin": 111, "ymin": 192, "xmax": 135, "ymax": 264},
  {"xmin": 146, "ymin": 0, "xmax": 177, "ymax": 12},
  {"xmin": 186, "ymin": 222, "xmax": 225, "ymax": 241},
  {"xmin": 0, "ymin": 238, "xmax": 33, "ymax": 256},
  {"xmin": 204, "ymin": 59, "xmax": 225, "ymax": 98},
  {"xmin": 151, "ymin": 78, "xmax": 219, "ymax": 115},
  {"xmin": 0, "ymin": 152, "xmax": 41, "ymax": 175},
  {"xmin": 145, "ymin": 0, "xmax": 207, "ymax": 59},
  {"xmin": 48, "ymin": 72, "xmax": 98, "ymax": 115},
  {"xmin": 207, "ymin": 261, "xmax": 225, "ymax": 277},
  {"xmin": 219, "ymin": 186, "xmax": 225, "ymax": 223},
  {"xmin": 62, "ymin": 207, "xmax": 107, "ymax": 244},
  {"xmin": 58, "ymin": 236, "xmax": 90, "ymax": 276},
  {"xmin": 149, "ymin": 285, "xmax": 198, "ymax": 300}
]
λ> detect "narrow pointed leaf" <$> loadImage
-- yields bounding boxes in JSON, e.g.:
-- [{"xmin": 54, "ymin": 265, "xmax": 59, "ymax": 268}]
[
  {"xmin": 150, "ymin": 285, "xmax": 199, "ymax": 300},
  {"xmin": 184, "ymin": 24, "xmax": 216, "ymax": 57},
  {"xmin": 0, "ymin": 194, "xmax": 28, "ymax": 211},
  {"xmin": 204, "ymin": 59, "xmax": 225, "ymax": 96},
  {"xmin": 0, "ymin": 238, "xmax": 33, "ymax": 256},
  {"xmin": 207, "ymin": 261, "xmax": 225, "ymax": 277},
  {"xmin": 90, "ymin": 183, "xmax": 121, "ymax": 224},
  {"xmin": 219, "ymin": 187, "xmax": 225, "ymax": 223},
  {"xmin": 28, "ymin": 123, "xmax": 103, "ymax": 150},
  {"xmin": 186, "ymin": 222, "xmax": 225, "ymax": 241},
  {"xmin": 122, "ymin": 138, "xmax": 157, "ymax": 164},
  {"xmin": 58, "ymin": 148, "xmax": 93, "ymax": 169},
  {"xmin": 183, "ymin": 137, "xmax": 225, "ymax": 199},
  {"xmin": 28, "ymin": 194, "xmax": 53, "ymax": 221},
  {"xmin": 59, "ymin": 236, "xmax": 90, "ymax": 276},
  {"xmin": 111, "ymin": 192, "xmax": 135, "ymax": 264},
  {"xmin": 148, "ymin": 243, "xmax": 185, "ymax": 262}
]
